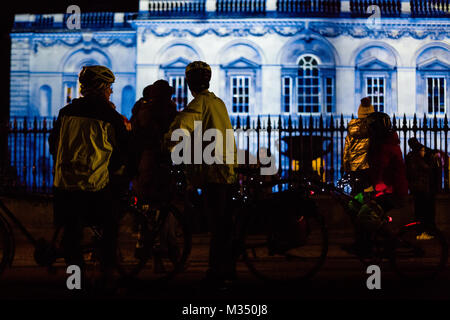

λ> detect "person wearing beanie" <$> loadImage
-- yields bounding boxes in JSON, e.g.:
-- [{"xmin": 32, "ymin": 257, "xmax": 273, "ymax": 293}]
[
  {"xmin": 358, "ymin": 97, "xmax": 375, "ymax": 118},
  {"xmin": 406, "ymin": 137, "xmax": 443, "ymax": 240},
  {"xmin": 343, "ymin": 97, "xmax": 375, "ymax": 194}
]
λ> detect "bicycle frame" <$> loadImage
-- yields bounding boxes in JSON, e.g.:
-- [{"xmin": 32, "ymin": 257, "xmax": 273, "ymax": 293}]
[{"xmin": 0, "ymin": 198, "xmax": 39, "ymax": 247}]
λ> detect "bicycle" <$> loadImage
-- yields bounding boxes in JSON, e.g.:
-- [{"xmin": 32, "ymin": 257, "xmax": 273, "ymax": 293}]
[
  {"xmin": 231, "ymin": 167, "xmax": 329, "ymax": 284},
  {"xmin": 119, "ymin": 165, "xmax": 329, "ymax": 285},
  {"xmin": 114, "ymin": 163, "xmax": 192, "ymax": 283},
  {"xmin": 0, "ymin": 163, "xmax": 191, "ymax": 284},
  {"xmin": 0, "ymin": 195, "xmax": 112, "ymax": 278},
  {"xmin": 313, "ymin": 176, "xmax": 448, "ymax": 282}
]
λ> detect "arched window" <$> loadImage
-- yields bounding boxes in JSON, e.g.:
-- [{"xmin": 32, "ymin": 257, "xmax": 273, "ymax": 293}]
[
  {"xmin": 281, "ymin": 54, "xmax": 335, "ymax": 114},
  {"xmin": 39, "ymin": 85, "xmax": 52, "ymax": 116},
  {"xmin": 298, "ymin": 56, "xmax": 320, "ymax": 113},
  {"xmin": 121, "ymin": 85, "xmax": 135, "ymax": 119}
]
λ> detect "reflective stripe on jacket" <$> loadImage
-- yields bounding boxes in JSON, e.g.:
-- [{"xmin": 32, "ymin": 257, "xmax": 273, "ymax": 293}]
[
  {"xmin": 343, "ymin": 118, "xmax": 370, "ymax": 172},
  {"xmin": 49, "ymin": 96, "xmax": 129, "ymax": 192},
  {"xmin": 165, "ymin": 90, "xmax": 237, "ymax": 185}
]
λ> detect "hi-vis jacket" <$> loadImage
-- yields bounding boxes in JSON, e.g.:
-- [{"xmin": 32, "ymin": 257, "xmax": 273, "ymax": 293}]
[
  {"xmin": 164, "ymin": 90, "xmax": 237, "ymax": 185},
  {"xmin": 343, "ymin": 118, "xmax": 370, "ymax": 172},
  {"xmin": 49, "ymin": 96, "xmax": 129, "ymax": 192}
]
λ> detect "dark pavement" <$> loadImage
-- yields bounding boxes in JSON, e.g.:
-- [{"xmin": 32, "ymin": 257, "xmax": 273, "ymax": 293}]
[
  {"xmin": 0, "ymin": 194, "xmax": 449, "ymax": 317},
  {"xmin": 1, "ymin": 230, "xmax": 449, "ymax": 303}
]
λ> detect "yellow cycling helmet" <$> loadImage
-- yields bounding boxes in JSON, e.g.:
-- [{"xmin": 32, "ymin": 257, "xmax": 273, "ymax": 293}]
[{"xmin": 79, "ymin": 65, "xmax": 115, "ymax": 85}]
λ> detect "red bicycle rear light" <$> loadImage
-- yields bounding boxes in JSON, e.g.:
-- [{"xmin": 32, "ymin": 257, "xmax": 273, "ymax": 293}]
[{"xmin": 133, "ymin": 196, "xmax": 138, "ymax": 206}]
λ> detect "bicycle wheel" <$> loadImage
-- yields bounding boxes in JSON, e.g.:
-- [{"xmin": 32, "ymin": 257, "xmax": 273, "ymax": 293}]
[
  {"xmin": 243, "ymin": 208, "xmax": 328, "ymax": 283},
  {"xmin": 117, "ymin": 205, "xmax": 191, "ymax": 281},
  {"xmin": 391, "ymin": 223, "xmax": 448, "ymax": 281},
  {"xmin": 116, "ymin": 208, "xmax": 149, "ymax": 278}
]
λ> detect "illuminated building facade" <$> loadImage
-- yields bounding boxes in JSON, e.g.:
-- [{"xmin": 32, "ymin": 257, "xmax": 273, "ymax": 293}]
[{"xmin": 9, "ymin": 0, "xmax": 450, "ymax": 120}]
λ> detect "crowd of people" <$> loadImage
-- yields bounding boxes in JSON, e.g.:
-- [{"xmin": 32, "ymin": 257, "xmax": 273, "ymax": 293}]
[
  {"xmin": 343, "ymin": 97, "xmax": 444, "ymax": 245},
  {"xmin": 49, "ymin": 62, "xmax": 237, "ymax": 291},
  {"xmin": 48, "ymin": 62, "xmax": 445, "ymax": 292}
]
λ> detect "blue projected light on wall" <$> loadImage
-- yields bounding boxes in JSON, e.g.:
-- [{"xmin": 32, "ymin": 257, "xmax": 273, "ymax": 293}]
[
  {"xmin": 8, "ymin": 0, "xmax": 450, "ymax": 120},
  {"xmin": 121, "ymin": 85, "xmax": 136, "ymax": 119}
]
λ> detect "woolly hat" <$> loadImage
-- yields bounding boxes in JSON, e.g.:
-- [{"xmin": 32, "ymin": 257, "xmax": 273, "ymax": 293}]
[
  {"xmin": 145, "ymin": 80, "xmax": 175, "ymax": 100},
  {"xmin": 358, "ymin": 97, "xmax": 375, "ymax": 118}
]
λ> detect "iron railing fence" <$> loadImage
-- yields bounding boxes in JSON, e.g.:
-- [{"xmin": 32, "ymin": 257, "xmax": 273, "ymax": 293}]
[{"xmin": 1, "ymin": 113, "xmax": 449, "ymax": 194}]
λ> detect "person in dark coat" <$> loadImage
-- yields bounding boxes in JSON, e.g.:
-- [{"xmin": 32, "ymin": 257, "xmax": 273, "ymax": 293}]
[
  {"xmin": 366, "ymin": 113, "xmax": 408, "ymax": 215},
  {"xmin": 406, "ymin": 138, "xmax": 441, "ymax": 240},
  {"xmin": 130, "ymin": 80, "xmax": 178, "ymax": 201}
]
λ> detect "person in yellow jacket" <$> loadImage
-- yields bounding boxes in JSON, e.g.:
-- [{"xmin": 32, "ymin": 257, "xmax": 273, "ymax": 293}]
[
  {"xmin": 49, "ymin": 65, "xmax": 129, "ymax": 289},
  {"xmin": 343, "ymin": 97, "xmax": 374, "ymax": 194},
  {"xmin": 164, "ymin": 61, "xmax": 237, "ymax": 289}
]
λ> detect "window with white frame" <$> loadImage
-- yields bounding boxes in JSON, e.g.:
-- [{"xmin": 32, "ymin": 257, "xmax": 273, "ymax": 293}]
[
  {"xmin": 365, "ymin": 76, "xmax": 385, "ymax": 112},
  {"xmin": 297, "ymin": 56, "xmax": 320, "ymax": 113},
  {"xmin": 325, "ymin": 77, "xmax": 334, "ymax": 113},
  {"xmin": 231, "ymin": 76, "xmax": 250, "ymax": 113},
  {"xmin": 169, "ymin": 76, "xmax": 189, "ymax": 111},
  {"xmin": 282, "ymin": 55, "xmax": 335, "ymax": 115},
  {"xmin": 282, "ymin": 76, "xmax": 292, "ymax": 113},
  {"xmin": 427, "ymin": 77, "xmax": 446, "ymax": 115}
]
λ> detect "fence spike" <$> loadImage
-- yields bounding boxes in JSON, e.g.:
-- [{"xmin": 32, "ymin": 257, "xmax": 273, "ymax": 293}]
[{"xmin": 340, "ymin": 114, "xmax": 345, "ymax": 130}]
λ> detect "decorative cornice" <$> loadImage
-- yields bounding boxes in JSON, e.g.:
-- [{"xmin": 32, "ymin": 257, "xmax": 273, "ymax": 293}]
[
  {"xmin": 31, "ymin": 32, "xmax": 136, "ymax": 53},
  {"xmin": 308, "ymin": 21, "xmax": 450, "ymax": 40},
  {"xmin": 133, "ymin": 19, "xmax": 449, "ymax": 41},
  {"xmin": 136, "ymin": 20, "xmax": 306, "ymax": 41},
  {"xmin": 22, "ymin": 18, "xmax": 450, "ymax": 50}
]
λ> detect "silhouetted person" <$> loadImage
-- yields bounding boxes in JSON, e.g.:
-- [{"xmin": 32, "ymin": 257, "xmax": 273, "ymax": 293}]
[
  {"xmin": 130, "ymin": 80, "xmax": 178, "ymax": 201},
  {"xmin": 343, "ymin": 97, "xmax": 374, "ymax": 194},
  {"xmin": 164, "ymin": 61, "xmax": 237, "ymax": 289},
  {"xmin": 406, "ymin": 138, "xmax": 441, "ymax": 240},
  {"xmin": 49, "ymin": 65, "xmax": 129, "ymax": 289}
]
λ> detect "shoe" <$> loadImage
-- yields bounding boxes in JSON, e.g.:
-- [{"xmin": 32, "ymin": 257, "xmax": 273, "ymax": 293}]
[{"xmin": 416, "ymin": 232, "xmax": 434, "ymax": 240}]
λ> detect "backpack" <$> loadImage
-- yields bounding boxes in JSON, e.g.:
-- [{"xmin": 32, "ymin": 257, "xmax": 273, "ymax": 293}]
[{"xmin": 366, "ymin": 112, "xmax": 392, "ymax": 142}]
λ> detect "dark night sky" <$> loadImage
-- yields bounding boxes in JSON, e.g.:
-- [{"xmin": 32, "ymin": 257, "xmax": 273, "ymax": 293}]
[{"xmin": 1, "ymin": 1, "xmax": 139, "ymax": 121}]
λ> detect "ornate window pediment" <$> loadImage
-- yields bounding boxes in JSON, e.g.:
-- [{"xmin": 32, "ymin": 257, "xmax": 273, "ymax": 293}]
[
  {"xmin": 356, "ymin": 57, "xmax": 395, "ymax": 71},
  {"xmin": 417, "ymin": 58, "xmax": 450, "ymax": 71},
  {"xmin": 161, "ymin": 57, "xmax": 191, "ymax": 69},
  {"xmin": 222, "ymin": 57, "xmax": 260, "ymax": 69}
]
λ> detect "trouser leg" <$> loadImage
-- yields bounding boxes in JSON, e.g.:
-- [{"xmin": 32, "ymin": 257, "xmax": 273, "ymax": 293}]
[
  {"xmin": 61, "ymin": 192, "xmax": 84, "ymax": 268},
  {"xmin": 204, "ymin": 183, "xmax": 235, "ymax": 280}
]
